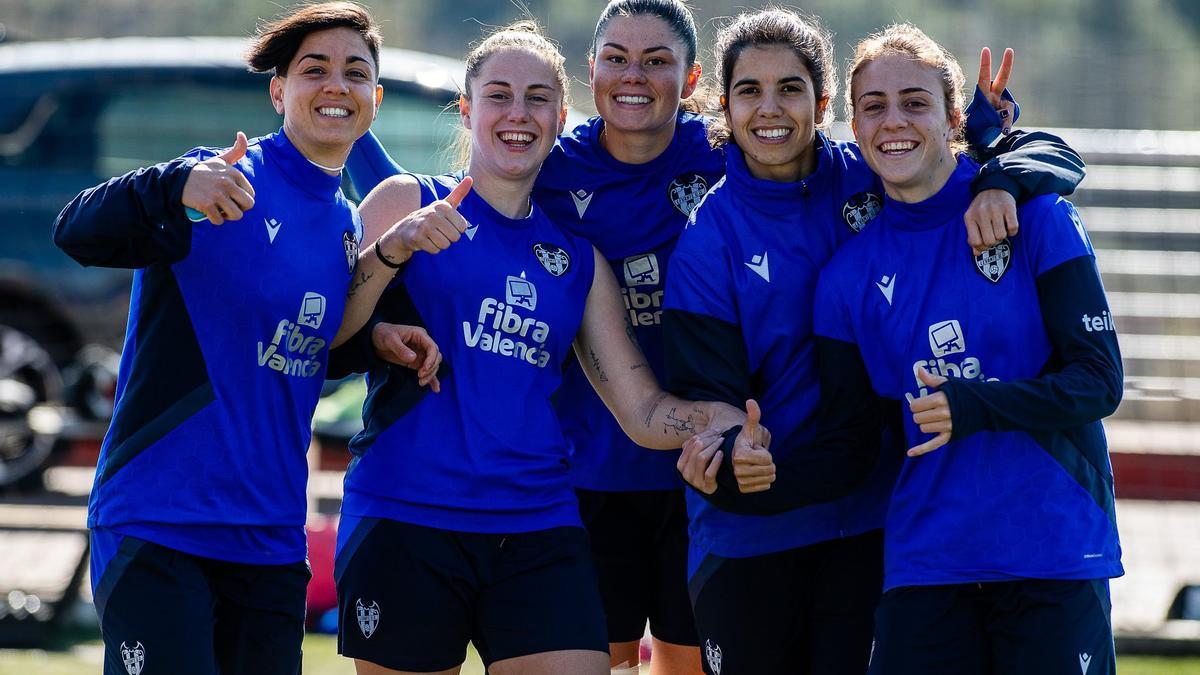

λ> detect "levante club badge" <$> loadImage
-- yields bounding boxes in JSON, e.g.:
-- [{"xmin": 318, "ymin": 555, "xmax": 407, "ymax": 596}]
[
  {"xmin": 974, "ymin": 239, "xmax": 1013, "ymax": 283},
  {"xmin": 533, "ymin": 242, "xmax": 571, "ymax": 277}
]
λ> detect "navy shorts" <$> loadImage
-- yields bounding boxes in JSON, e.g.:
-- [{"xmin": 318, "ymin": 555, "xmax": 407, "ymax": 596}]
[
  {"xmin": 335, "ymin": 517, "xmax": 608, "ymax": 671},
  {"xmin": 688, "ymin": 529, "xmax": 883, "ymax": 675},
  {"xmin": 92, "ymin": 534, "xmax": 309, "ymax": 675},
  {"xmin": 577, "ymin": 488, "xmax": 699, "ymax": 647},
  {"xmin": 870, "ymin": 578, "xmax": 1116, "ymax": 675}
]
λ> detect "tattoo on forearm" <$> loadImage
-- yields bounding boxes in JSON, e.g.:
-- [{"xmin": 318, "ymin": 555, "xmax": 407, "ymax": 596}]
[
  {"xmin": 347, "ymin": 270, "xmax": 375, "ymax": 297},
  {"xmin": 644, "ymin": 392, "xmax": 669, "ymax": 429},
  {"xmin": 630, "ymin": 361, "xmax": 649, "ymax": 372},
  {"xmin": 589, "ymin": 348, "xmax": 608, "ymax": 382},
  {"xmin": 664, "ymin": 407, "xmax": 702, "ymax": 435}
]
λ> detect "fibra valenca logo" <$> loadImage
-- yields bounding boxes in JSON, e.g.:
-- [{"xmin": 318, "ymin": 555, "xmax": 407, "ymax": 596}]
[
  {"xmin": 622, "ymin": 253, "xmax": 663, "ymax": 327},
  {"xmin": 257, "ymin": 292, "xmax": 327, "ymax": 377},
  {"xmin": 462, "ymin": 273, "xmax": 552, "ymax": 368},
  {"xmin": 907, "ymin": 319, "xmax": 998, "ymax": 403}
]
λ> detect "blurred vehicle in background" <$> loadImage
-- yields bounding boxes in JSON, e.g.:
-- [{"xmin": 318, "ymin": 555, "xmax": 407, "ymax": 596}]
[{"xmin": 0, "ymin": 36, "xmax": 466, "ymax": 489}]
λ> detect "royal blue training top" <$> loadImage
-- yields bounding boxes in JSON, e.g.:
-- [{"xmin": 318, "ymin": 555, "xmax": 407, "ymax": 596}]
[
  {"xmin": 814, "ymin": 156, "xmax": 1123, "ymax": 589},
  {"xmin": 534, "ymin": 111, "xmax": 725, "ymax": 491},
  {"xmin": 345, "ymin": 114, "xmax": 726, "ymax": 492},
  {"xmin": 664, "ymin": 129, "xmax": 1088, "ymax": 567},
  {"xmin": 54, "ymin": 129, "xmax": 361, "ymax": 566},
  {"xmin": 664, "ymin": 137, "xmax": 898, "ymax": 563},
  {"xmin": 337, "ymin": 172, "xmax": 596, "ymax": 534}
]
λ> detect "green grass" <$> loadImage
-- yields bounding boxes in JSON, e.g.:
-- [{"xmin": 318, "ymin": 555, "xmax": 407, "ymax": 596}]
[{"xmin": 2, "ymin": 636, "xmax": 1198, "ymax": 674}]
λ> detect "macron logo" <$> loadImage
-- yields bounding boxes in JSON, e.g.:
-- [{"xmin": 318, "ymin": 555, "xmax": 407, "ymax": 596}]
[
  {"xmin": 745, "ymin": 251, "xmax": 770, "ymax": 283},
  {"xmin": 1079, "ymin": 652, "xmax": 1092, "ymax": 674},
  {"xmin": 265, "ymin": 217, "xmax": 282, "ymax": 243},
  {"xmin": 876, "ymin": 273, "xmax": 896, "ymax": 305},
  {"xmin": 570, "ymin": 189, "xmax": 594, "ymax": 219}
]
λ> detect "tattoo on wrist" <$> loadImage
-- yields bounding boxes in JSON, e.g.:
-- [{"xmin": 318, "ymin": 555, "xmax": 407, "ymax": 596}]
[
  {"xmin": 373, "ymin": 242, "xmax": 404, "ymax": 270},
  {"xmin": 589, "ymin": 348, "xmax": 608, "ymax": 382}
]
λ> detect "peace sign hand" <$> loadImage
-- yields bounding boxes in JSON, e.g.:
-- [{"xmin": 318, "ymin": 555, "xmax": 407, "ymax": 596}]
[{"xmin": 977, "ymin": 47, "xmax": 1016, "ymax": 133}]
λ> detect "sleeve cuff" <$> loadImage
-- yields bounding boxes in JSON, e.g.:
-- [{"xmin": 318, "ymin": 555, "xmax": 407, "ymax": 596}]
[{"xmin": 971, "ymin": 171, "xmax": 1022, "ymax": 199}]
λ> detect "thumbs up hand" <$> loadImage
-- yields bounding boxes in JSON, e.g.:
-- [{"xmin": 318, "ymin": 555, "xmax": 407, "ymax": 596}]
[
  {"xmin": 376, "ymin": 176, "xmax": 474, "ymax": 265},
  {"xmin": 907, "ymin": 366, "xmax": 952, "ymax": 457},
  {"xmin": 182, "ymin": 132, "xmax": 256, "ymax": 225},
  {"xmin": 731, "ymin": 399, "xmax": 775, "ymax": 493}
]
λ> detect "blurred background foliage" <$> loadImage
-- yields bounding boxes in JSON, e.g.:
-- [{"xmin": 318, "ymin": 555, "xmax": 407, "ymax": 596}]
[{"xmin": 3, "ymin": 0, "xmax": 1198, "ymax": 130}]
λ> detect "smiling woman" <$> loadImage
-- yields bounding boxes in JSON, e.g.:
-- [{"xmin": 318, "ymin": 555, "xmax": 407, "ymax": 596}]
[
  {"xmin": 323, "ymin": 18, "xmax": 760, "ymax": 675},
  {"xmin": 47, "ymin": 3, "xmax": 441, "ymax": 675}
]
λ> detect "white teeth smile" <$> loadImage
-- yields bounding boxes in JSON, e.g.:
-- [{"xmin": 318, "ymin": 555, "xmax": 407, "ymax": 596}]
[
  {"xmin": 499, "ymin": 131, "xmax": 534, "ymax": 143},
  {"xmin": 615, "ymin": 95, "xmax": 651, "ymax": 104},
  {"xmin": 754, "ymin": 128, "xmax": 791, "ymax": 139},
  {"xmin": 881, "ymin": 141, "xmax": 917, "ymax": 153},
  {"xmin": 317, "ymin": 107, "xmax": 350, "ymax": 118}
]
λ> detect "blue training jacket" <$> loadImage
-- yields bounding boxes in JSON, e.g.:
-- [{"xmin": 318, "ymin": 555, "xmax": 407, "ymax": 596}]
[
  {"xmin": 535, "ymin": 112, "xmax": 725, "ymax": 492},
  {"xmin": 54, "ymin": 129, "xmax": 361, "ymax": 567},
  {"xmin": 814, "ymin": 157, "xmax": 1123, "ymax": 590},
  {"xmin": 664, "ymin": 129, "xmax": 1087, "ymax": 570}
]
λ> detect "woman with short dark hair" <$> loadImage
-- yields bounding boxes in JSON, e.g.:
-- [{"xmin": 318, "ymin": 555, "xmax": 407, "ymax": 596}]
[{"xmin": 52, "ymin": 3, "xmax": 435, "ymax": 673}]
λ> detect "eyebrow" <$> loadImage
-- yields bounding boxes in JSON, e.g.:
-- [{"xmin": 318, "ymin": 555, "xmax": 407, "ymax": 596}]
[
  {"xmin": 482, "ymin": 80, "xmax": 556, "ymax": 91},
  {"xmin": 856, "ymin": 86, "xmax": 935, "ymax": 103},
  {"xmin": 733, "ymin": 75, "xmax": 808, "ymax": 88},
  {"xmin": 297, "ymin": 53, "xmax": 373, "ymax": 69},
  {"xmin": 601, "ymin": 42, "xmax": 675, "ymax": 55}
]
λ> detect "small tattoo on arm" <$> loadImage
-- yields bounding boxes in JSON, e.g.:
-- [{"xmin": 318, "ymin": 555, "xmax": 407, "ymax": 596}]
[
  {"xmin": 664, "ymin": 407, "xmax": 698, "ymax": 435},
  {"xmin": 589, "ymin": 348, "xmax": 608, "ymax": 382},
  {"xmin": 630, "ymin": 361, "xmax": 649, "ymax": 372},
  {"xmin": 645, "ymin": 392, "xmax": 668, "ymax": 429},
  {"xmin": 347, "ymin": 270, "xmax": 375, "ymax": 297}
]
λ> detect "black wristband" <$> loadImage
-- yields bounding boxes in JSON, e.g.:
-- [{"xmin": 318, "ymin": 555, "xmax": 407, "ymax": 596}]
[{"xmin": 373, "ymin": 242, "xmax": 404, "ymax": 270}]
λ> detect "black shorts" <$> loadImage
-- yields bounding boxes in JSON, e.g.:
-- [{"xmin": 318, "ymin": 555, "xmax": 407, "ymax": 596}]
[
  {"xmin": 335, "ymin": 517, "xmax": 608, "ymax": 671},
  {"xmin": 577, "ymin": 488, "xmax": 698, "ymax": 647},
  {"xmin": 92, "ymin": 535, "xmax": 309, "ymax": 675},
  {"xmin": 870, "ymin": 578, "xmax": 1115, "ymax": 675},
  {"xmin": 688, "ymin": 529, "xmax": 883, "ymax": 675}
]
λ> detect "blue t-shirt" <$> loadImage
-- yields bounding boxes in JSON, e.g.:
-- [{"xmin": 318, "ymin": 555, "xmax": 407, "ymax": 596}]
[
  {"xmin": 665, "ymin": 137, "xmax": 902, "ymax": 564},
  {"xmin": 534, "ymin": 111, "xmax": 725, "ymax": 491},
  {"xmin": 58, "ymin": 129, "xmax": 360, "ymax": 566},
  {"xmin": 814, "ymin": 157, "xmax": 1123, "ymax": 589},
  {"xmin": 340, "ymin": 173, "xmax": 596, "ymax": 534}
]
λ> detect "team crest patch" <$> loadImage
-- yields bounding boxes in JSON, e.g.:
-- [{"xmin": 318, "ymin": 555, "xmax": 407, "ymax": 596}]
[
  {"xmin": 668, "ymin": 173, "xmax": 709, "ymax": 216},
  {"xmin": 974, "ymin": 239, "xmax": 1013, "ymax": 283},
  {"xmin": 842, "ymin": 191, "xmax": 883, "ymax": 232},
  {"xmin": 343, "ymin": 230, "xmax": 358, "ymax": 274},
  {"xmin": 120, "ymin": 641, "xmax": 145, "ymax": 675},
  {"xmin": 533, "ymin": 242, "xmax": 571, "ymax": 276},
  {"xmin": 356, "ymin": 599, "xmax": 380, "ymax": 639},
  {"xmin": 705, "ymin": 639, "xmax": 722, "ymax": 675}
]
